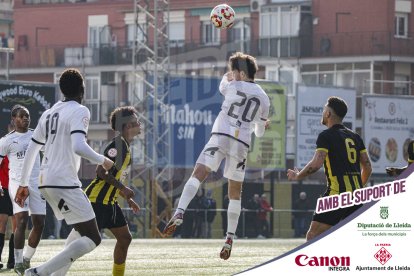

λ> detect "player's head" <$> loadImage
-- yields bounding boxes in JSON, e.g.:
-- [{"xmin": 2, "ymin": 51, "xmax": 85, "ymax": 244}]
[
  {"xmin": 10, "ymin": 104, "xmax": 30, "ymax": 131},
  {"xmin": 228, "ymin": 52, "xmax": 258, "ymax": 81},
  {"xmin": 322, "ymin": 96, "xmax": 348, "ymax": 125},
  {"xmin": 59, "ymin": 68, "xmax": 85, "ymax": 101},
  {"xmin": 110, "ymin": 106, "xmax": 141, "ymax": 138}
]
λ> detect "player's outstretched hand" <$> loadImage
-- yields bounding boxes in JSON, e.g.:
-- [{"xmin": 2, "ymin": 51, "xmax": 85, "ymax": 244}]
[
  {"xmin": 102, "ymin": 157, "xmax": 114, "ymax": 171},
  {"xmin": 225, "ymin": 71, "xmax": 234, "ymax": 81},
  {"xmin": 287, "ymin": 167, "xmax": 300, "ymax": 181},
  {"xmin": 15, "ymin": 186, "xmax": 29, "ymax": 207},
  {"xmin": 121, "ymin": 186, "xmax": 135, "ymax": 200},
  {"xmin": 127, "ymin": 198, "xmax": 140, "ymax": 214}
]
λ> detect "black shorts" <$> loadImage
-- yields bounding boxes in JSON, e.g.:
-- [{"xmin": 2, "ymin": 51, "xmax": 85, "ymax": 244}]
[
  {"xmin": 313, "ymin": 196, "xmax": 363, "ymax": 226},
  {"xmin": 0, "ymin": 188, "xmax": 13, "ymax": 216},
  {"xmin": 91, "ymin": 202, "xmax": 127, "ymax": 230}
]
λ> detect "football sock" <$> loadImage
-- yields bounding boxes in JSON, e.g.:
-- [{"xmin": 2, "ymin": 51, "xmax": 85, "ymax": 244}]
[
  {"xmin": 0, "ymin": 233, "xmax": 4, "ymax": 260},
  {"xmin": 8, "ymin": 233, "xmax": 14, "ymax": 265},
  {"xmin": 49, "ymin": 229, "xmax": 82, "ymax": 276},
  {"xmin": 14, "ymin": 248, "xmax": 23, "ymax": 264},
  {"xmin": 227, "ymin": 199, "xmax": 241, "ymax": 237},
  {"xmin": 176, "ymin": 177, "xmax": 201, "ymax": 215},
  {"xmin": 35, "ymin": 236, "xmax": 96, "ymax": 275},
  {"xmin": 113, "ymin": 262, "xmax": 126, "ymax": 276},
  {"xmin": 23, "ymin": 245, "xmax": 36, "ymax": 260}
]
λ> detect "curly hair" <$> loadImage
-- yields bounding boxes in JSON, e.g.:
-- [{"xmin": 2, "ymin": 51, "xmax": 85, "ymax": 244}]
[
  {"xmin": 59, "ymin": 68, "xmax": 84, "ymax": 98},
  {"xmin": 228, "ymin": 52, "xmax": 258, "ymax": 79},
  {"xmin": 11, "ymin": 104, "xmax": 29, "ymax": 117},
  {"xmin": 109, "ymin": 106, "xmax": 138, "ymax": 131}
]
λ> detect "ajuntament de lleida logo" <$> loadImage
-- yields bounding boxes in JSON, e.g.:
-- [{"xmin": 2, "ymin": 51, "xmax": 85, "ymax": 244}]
[{"xmin": 380, "ymin": 206, "xmax": 389, "ymax": 219}]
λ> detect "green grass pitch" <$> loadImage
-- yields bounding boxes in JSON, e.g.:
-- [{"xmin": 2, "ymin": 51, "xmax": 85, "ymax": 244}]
[{"xmin": 0, "ymin": 239, "xmax": 303, "ymax": 275}]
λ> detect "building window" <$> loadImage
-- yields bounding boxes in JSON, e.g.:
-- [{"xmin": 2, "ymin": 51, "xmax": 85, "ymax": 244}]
[
  {"xmin": 88, "ymin": 15, "xmax": 110, "ymax": 48},
  {"xmin": 260, "ymin": 12, "xmax": 277, "ymax": 37},
  {"xmin": 201, "ymin": 21, "xmax": 219, "ymax": 45},
  {"xmin": 394, "ymin": 75, "xmax": 410, "ymax": 95},
  {"xmin": 127, "ymin": 24, "xmax": 145, "ymax": 47},
  {"xmin": 395, "ymin": 13, "xmax": 408, "ymax": 38},
  {"xmin": 229, "ymin": 19, "xmax": 251, "ymax": 41},
  {"xmin": 169, "ymin": 22, "xmax": 185, "ymax": 47},
  {"xmin": 260, "ymin": 6, "xmax": 300, "ymax": 37},
  {"xmin": 84, "ymin": 76, "xmax": 101, "ymax": 123}
]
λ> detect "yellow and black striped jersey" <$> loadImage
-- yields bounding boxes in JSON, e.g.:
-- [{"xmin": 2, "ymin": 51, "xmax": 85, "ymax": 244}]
[
  {"xmin": 408, "ymin": 140, "xmax": 414, "ymax": 165},
  {"xmin": 316, "ymin": 124, "xmax": 366, "ymax": 195},
  {"xmin": 85, "ymin": 136, "xmax": 131, "ymax": 205}
]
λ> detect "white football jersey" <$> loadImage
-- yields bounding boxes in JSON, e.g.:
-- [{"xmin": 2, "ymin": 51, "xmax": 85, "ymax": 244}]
[
  {"xmin": 213, "ymin": 75, "xmax": 270, "ymax": 147},
  {"xmin": 0, "ymin": 129, "xmax": 40, "ymax": 185},
  {"xmin": 31, "ymin": 101, "xmax": 90, "ymax": 187}
]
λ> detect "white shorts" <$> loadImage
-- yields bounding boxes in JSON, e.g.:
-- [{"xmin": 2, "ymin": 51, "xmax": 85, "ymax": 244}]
[
  {"xmin": 8, "ymin": 180, "xmax": 46, "ymax": 215},
  {"xmin": 196, "ymin": 134, "xmax": 249, "ymax": 182},
  {"xmin": 40, "ymin": 187, "xmax": 95, "ymax": 225}
]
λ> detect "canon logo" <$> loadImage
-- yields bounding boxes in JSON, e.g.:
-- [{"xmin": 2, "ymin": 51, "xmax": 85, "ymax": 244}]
[{"xmin": 295, "ymin": 254, "xmax": 350, "ymax": 267}]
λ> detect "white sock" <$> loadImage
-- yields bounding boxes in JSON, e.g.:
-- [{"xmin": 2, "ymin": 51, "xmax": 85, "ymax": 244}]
[
  {"xmin": 176, "ymin": 177, "xmax": 201, "ymax": 214},
  {"xmin": 23, "ymin": 245, "xmax": 36, "ymax": 260},
  {"xmin": 15, "ymin": 248, "xmax": 23, "ymax": 263},
  {"xmin": 50, "ymin": 230, "xmax": 81, "ymax": 276},
  {"xmin": 227, "ymin": 199, "xmax": 241, "ymax": 237},
  {"xmin": 35, "ymin": 236, "xmax": 96, "ymax": 275}
]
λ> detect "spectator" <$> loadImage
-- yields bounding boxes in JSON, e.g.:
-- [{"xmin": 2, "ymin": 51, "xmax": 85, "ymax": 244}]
[
  {"xmin": 246, "ymin": 194, "xmax": 260, "ymax": 237},
  {"xmin": 293, "ymin": 192, "xmax": 312, "ymax": 238},
  {"xmin": 258, "ymin": 194, "xmax": 273, "ymax": 238},
  {"xmin": 0, "ymin": 155, "xmax": 16, "ymax": 269}
]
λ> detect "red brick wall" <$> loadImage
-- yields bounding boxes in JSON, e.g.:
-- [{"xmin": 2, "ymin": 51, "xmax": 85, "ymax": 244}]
[
  {"xmin": 311, "ymin": 0, "xmax": 404, "ymax": 57},
  {"xmin": 13, "ymin": 0, "xmax": 251, "ymax": 67},
  {"xmin": 313, "ymin": 0, "xmax": 393, "ymax": 34}
]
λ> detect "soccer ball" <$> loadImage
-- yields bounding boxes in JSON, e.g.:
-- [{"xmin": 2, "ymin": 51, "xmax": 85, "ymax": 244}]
[{"xmin": 210, "ymin": 4, "xmax": 235, "ymax": 29}]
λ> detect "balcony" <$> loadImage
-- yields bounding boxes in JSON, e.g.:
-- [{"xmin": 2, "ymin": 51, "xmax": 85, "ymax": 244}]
[
  {"xmin": 309, "ymin": 31, "xmax": 414, "ymax": 58},
  {"xmin": 23, "ymin": 0, "xmax": 99, "ymax": 4},
  {"xmin": 3, "ymin": 31, "xmax": 414, "ymax": 70}
]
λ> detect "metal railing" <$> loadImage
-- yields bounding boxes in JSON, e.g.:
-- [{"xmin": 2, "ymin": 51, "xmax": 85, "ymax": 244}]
[{"xmin": 4, "ymin": 31, "xmax": 413, "ymax": 70}]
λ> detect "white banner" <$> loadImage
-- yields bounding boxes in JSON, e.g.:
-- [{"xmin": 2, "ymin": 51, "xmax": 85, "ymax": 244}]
[
  {"xmin": 240, "ymin": 169, "xmax": 414, "ymax": 275},
  {"xmin": 296, "ymin": 86, "xmax": 356, "ymax": 168},
  {"xmin": 363, "ymin": 95, "xmax": 414, "ymax": 174}
]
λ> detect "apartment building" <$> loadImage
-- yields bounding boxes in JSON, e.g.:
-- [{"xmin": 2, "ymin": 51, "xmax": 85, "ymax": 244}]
[{"xmin": 1, "ymin": 0, "xmax": 414, "ymax": 174}]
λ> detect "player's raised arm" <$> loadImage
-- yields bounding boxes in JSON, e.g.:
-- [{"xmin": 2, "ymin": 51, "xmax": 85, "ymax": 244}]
[{"xmin": 219, "ymin": 72, "xmax": 234, "ymax": 95}]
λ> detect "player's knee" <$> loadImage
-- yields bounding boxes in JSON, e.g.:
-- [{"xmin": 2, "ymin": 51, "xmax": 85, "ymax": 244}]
[
  {"xmin": 88, "ymin": 233, "xmax": 101, "ymax": 247},
  {"xmin": 192, "ymin": 164, "xmax": 210, "ymax": 181},
  {"xmin": 32, "ymin": 217, "xmax": 45, "ymax": 230},
  {"xmin": 306, "ymin": 230, "xmax": 316, "ymax": 241},
  {"xmin": 16, "ymin": 216, "xmax": 28, "ymax": 229},
  {"xmin": 118, "ymin": 233, "xmax": 132, "ymax": 247}
]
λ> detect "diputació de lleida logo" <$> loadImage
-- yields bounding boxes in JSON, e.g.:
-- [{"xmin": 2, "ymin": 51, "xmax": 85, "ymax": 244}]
[{"xmin": 380, "ymin": 206, "xmax": 389, "ymax": 219}]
